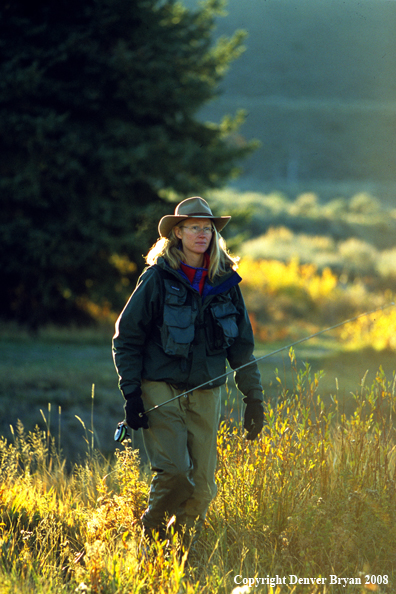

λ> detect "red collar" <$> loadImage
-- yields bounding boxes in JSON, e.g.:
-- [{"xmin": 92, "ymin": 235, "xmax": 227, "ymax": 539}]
[{"xmin": 180, "ymin": 253, "xmax": 210, "ymax": 295}]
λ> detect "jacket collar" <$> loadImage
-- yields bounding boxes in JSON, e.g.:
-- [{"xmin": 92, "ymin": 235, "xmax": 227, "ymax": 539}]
[{"xmin": 155, "ymin": 256, "xmax": 241, "ymax": 292}]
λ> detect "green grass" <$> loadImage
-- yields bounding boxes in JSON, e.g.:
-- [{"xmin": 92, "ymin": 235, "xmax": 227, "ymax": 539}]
[
  {"xmin": 0, "ymin": 324, "xmax": 123, "ymax": 464},
  {"xmin": 1, "ymin": 319, "xmax": 395, "ymax": 466}
]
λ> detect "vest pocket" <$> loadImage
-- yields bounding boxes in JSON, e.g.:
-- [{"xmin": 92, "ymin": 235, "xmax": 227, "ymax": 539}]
[
  {"xmin": 160, "ymin": 280, "xmax": 195, "ymax": 358},
  {"xmin": 162, "ymin": 305, "xmax": 195, "ymax": 357},
  {"xmin": 206, "ymin": 300, "xmax": 239, "ymax": 353}
]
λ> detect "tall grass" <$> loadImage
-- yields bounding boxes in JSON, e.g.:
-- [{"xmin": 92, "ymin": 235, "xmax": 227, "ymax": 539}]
[{"xmin": 1, "ymin": 355, "xmax": 395, "ymax": 593}]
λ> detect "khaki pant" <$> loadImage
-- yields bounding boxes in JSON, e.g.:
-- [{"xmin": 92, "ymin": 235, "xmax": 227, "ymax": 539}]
[{"xmin": 141, "ymin": 380, "xmax": 221, "ymax": 540}]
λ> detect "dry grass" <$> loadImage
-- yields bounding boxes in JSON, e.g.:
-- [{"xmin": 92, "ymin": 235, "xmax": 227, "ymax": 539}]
[
  {"xmin": 1, "ymin": 356, "xmax": 395, "ymax": 593},
  {"xmin": 1, "ymin": 190, "xmax": 396, "ymax": 591}
]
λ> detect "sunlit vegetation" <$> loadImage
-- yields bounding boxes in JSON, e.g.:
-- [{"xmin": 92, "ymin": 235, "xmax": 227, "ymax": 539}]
[
  {"xmin": 1, "ymin": 189, "xmax": 395, "ymax": 591},
  {"xmin": 238, "ymin": 257, "xmax": 394, "ymax": 351},
  {"xmin": 210, "ymin": 190, "xmax": 396, "ymax": 352},
  {"xmin": 1, "ymin": 358, "xmax": 395, "ymax": 592},
  {"xmin": 340, "ymin": 308, "xmax": 396, "ymax": 352}
]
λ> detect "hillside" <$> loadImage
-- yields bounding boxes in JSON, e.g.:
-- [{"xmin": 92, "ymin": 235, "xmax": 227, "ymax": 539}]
[{"xmin": 183, "ymin": 0, "xmax": 396, "ymax": 199}]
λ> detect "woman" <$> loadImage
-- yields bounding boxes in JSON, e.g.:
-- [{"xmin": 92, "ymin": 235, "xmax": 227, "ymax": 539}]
[{"xmin": 112, "ymin": 196, "xmax": 264, "ymax": 548}]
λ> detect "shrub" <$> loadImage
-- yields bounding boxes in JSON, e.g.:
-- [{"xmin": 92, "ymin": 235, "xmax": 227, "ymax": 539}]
[
  {"xmin": 349, "ymin": 193, "xmax": 381, "ymax": 214},
  {"xmin": 341, "ymin": 305, "xmax": 396, "ymax": 351}
]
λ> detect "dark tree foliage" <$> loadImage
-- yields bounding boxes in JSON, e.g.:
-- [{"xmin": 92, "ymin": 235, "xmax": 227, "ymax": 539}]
[{"xmin": 0, "ymin": 0, "xmax": 254, "ymax": 328}]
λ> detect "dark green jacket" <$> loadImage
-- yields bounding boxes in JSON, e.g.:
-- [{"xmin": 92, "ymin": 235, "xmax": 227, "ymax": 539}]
[{"xmin": 112, "ymin": 257, "xmax": 263, "ymax": 401}]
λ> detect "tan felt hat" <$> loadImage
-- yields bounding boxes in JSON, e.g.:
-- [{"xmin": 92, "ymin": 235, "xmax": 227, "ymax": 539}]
[{"xmin": 158, "ymin": 197, "xmax": 231, "ymax": 238}]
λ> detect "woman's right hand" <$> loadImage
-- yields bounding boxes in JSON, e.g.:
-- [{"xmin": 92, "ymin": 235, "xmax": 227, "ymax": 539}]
[{"xmin": 124, "ymin": 388, "xmax": 149, "ymax": 430}]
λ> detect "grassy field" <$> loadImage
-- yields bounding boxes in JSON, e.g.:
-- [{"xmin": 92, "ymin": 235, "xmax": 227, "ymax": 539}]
[
  {"xmin": 0, "ymin": 343, "xmax": 395, "ymax": 593},
  {"xmin": 2, "ymin": 1, "xmax": 396, "ymax": 589},
  {"xmin": 1, "ymin": 186, "xmax": 396, "ymax": 591},
  {"xmin": 1, "ymin": 322, "xmax": 395, "ymax": 467},
  {"xmin": 0, "ymin": 324, "xmax": 122, "ymax": 465},
  {"xmin": 2, "ymin": 188, "xmax": 395, "ymax": 461},
  {"xmin": 1, "ymin": 326, "xmax": 395, "ymax": 592}
]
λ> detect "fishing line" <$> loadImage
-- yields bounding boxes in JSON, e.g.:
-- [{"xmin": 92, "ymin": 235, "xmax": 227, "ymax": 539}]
[{"xmin": 135, "ymin": 302, "xmax": 395, "ymax": 418}]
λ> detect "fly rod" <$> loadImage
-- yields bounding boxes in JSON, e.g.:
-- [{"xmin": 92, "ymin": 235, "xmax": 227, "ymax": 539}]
[
  {"xmin": 114, "ymin": 301, "xmax": 395, "ymax": 440},
  {"xmin": 139, "ymin": 302, "xmax": 395, "ymax": 416}
]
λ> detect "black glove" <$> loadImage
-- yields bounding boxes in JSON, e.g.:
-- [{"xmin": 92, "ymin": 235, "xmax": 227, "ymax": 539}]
[
  {"xmin": 124, "ymin": 387, "xmax": 149, "ymax": 431},
  {"xmin": 243, "ymin": 399, "xmax": 264, "ymax": 440}
]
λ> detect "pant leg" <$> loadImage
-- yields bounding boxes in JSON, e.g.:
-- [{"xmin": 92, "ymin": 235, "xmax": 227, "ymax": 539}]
[
  {"xmin": 141, "ymin": 381, "xmax": 194, "ymax": 534},
  {"xmin": 141, "ymin": 380, "xmax": 221, "ymax": 538},
  {"xmin": 176, "ymin": 386, "xmax": 222, "ymax": 535}
]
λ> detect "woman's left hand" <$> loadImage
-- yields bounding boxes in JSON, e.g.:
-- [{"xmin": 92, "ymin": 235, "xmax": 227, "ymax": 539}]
[{"xmin": 244, "ymin": 400, "xmax": 264, "ymax": 440}]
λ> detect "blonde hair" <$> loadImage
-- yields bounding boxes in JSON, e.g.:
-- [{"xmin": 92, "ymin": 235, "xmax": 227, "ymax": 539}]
[{"xmin": 145, "ymin": 226, "xmax": 239, "ymax": 280}]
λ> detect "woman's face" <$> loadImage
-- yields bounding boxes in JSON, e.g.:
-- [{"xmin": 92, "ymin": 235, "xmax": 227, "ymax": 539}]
[{"xmin": 174, "ymin": 218, "xmax": 213, "ymax": 259}]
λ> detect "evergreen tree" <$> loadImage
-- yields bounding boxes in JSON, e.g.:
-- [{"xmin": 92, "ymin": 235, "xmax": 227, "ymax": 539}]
[{"xmin": 0, "ymin": 0, "xmax": 255, "ymax": 328}]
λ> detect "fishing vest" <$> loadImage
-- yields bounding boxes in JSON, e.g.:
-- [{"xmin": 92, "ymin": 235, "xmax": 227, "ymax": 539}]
[{"xmin": 154, "ymin": 266, "xmax": 239, "ymax": 359}]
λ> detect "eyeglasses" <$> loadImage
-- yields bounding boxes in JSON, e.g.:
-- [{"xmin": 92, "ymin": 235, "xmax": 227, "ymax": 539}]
[{"xmin": 180, "ymin": 225, "xmax": 214, "ymax": 235}]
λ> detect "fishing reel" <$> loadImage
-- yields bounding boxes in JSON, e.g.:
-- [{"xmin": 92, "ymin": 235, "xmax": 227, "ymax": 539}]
[{"xmin": 114, "ymin": 421, "xmax": 130, "ymax": 443}]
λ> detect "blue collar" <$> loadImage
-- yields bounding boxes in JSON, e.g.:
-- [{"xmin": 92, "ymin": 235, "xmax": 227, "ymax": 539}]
[{"xmin": 203, "ymin": 270, "xmax": 242, "ymax": 297}]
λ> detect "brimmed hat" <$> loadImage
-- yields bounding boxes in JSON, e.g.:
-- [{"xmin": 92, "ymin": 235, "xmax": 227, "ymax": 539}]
[{"xmin": 158, "ymin": 197, "xmax": 231, "ymax": 238}]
